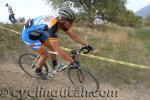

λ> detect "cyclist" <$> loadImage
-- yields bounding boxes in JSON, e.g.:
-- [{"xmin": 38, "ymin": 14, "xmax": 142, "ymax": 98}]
[
  {"xmin": 5, "ymin": 3, "xmax": 17, "ymax": 23},
  {"xmin": 21, "ymin": 8, "xmax": 93, "ymax": 80}
]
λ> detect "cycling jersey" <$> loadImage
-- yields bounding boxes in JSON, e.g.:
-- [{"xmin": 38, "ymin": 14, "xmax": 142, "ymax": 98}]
[{"xmin": 21, "ymin": 15, "xmax": 67, "ymax": 51}]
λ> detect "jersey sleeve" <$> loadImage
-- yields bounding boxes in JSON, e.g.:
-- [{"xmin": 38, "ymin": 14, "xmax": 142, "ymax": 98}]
[{"xmin": 47, "ymin": 18, "xmax": 59, "ymax": 37}]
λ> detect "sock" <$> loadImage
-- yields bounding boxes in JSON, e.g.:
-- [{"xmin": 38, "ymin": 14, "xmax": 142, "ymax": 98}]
[
  {"xmin": 35, "ymin": 68, "xmax": 42, "ymax": 73},
  {"xmin": 52, "ymin": 60, "xmax": 57, "ymax": 69}
]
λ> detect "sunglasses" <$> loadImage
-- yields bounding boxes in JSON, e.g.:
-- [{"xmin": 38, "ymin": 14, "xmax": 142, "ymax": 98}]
[{"xmin": 66, "ymin": 19, "xmax": 74, "ymax": 23}]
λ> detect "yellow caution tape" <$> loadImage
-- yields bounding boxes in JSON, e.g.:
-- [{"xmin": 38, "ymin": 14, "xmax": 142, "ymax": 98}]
[
  {"xmin": 0, "ymin": 26, "xmax": 20, "ymax": 34},
  {"xmin": 1, "ymin": 25, "xmax": 150, "ymax": 69},
  {"xmin": 61, "ymin": 47, "xmax": 150, "ymax": 69}
]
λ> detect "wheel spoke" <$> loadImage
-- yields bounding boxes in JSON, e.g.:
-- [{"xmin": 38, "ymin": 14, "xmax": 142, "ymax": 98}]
[{"xmin": 67, "ymin": 67, "xmax": 99, "ymax": 92}]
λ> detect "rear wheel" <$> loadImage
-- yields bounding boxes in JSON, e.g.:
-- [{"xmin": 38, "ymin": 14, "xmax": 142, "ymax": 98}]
[
  {"xmin": 67, "ymin": 67, "xmax": 99, "ymax": 92},
  {"xmin": 18, "ymin": 53, "xmax": 49, "ymax": 78}
]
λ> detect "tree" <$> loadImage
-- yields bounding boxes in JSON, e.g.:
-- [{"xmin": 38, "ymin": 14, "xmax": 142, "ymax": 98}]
[
  {"xmin": 45, "ymin": 0, "xmax": 142, "ymax": 27},
  {"xmin": 46, "ymin": 0, "xmax": 127, "ymax": 23}
]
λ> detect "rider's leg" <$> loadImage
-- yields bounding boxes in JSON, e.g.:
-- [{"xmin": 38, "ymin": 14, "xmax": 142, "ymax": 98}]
[
  {"xmin": 51, "ymin": 54, "xmax": 57, "ymax": 69},
  {"xmin": 33, "ymin": 47, "xmax": 48, "ymax": 80},
  {"xmin": 35, "ymin": 48, "xmax": 48, "ymax": 70},
  {"xmin": 41, "ymin": 34, "xmax": 58, "ymax": 69},
  {"xmin": 43, "ymin": 39, "xmax": 57, "ymax": 69},
  {"xmin": 43, "ymin": 38, "xmax": 74, "ymax": 64}
]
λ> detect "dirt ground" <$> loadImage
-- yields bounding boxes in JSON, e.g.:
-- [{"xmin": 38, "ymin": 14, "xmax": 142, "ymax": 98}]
[{"xmin": 0, "ymin": 58, "xmax": 150, "ymax": 100}]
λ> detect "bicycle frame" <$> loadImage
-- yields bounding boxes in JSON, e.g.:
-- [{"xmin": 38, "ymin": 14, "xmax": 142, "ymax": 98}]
[
  {"xmin": 33, "ymin": 48, "xmax": 82, "ymax": 73},
  {"xmin": 18, "ymin": 49, "xmax": 99, "ymax": 91},
  {"xmin": 33, "ymin": 50, "xmax": 70, "ymax": 73}
]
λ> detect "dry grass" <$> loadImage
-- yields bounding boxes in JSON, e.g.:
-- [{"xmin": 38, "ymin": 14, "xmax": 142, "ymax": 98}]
[
  {"xmin": 67, "ymin": 23, "xmax": 150, "ymax": 89},
  {"xmin": 0, "ymin": 23, "xmax": 150, "ymax": 100}
]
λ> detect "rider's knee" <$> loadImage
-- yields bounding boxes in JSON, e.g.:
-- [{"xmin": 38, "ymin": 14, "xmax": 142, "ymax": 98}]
[{"xmin": 35, "ymin": 47, "xmax": 49, "ymax": 59}]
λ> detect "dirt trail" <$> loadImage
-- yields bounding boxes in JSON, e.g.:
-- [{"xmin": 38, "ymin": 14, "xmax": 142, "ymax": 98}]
[{"xmin": 0, "ymin": 59, "xmax": 149, "ymax": 100}]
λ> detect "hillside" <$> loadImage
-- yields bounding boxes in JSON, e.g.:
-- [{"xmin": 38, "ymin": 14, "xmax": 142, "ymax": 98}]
[
  {"xmin": 0, "ymin": 24, "xmax": 150, "ymax": 100},
  {"xmin": 136, "ymin": 4, "xmax": 150, "ymax": 17}
]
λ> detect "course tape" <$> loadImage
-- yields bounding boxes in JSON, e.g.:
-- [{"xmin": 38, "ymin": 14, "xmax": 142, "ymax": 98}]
[
  {"xmin": 0, "ymin": 25, "xmax": 20, "ymax": 34},
  {"xmin": 61, "ymin": 47, "xmax": 150, "ymax": 69},
  {"xmin": 0, "ymin": 25, "xmax": 150, "ymax": 69}
]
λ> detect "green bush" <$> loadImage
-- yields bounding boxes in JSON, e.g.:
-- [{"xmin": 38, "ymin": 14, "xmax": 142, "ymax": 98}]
[{"xmin": 144, "ymin": 15, "xmax": 150, "ymax": 26}]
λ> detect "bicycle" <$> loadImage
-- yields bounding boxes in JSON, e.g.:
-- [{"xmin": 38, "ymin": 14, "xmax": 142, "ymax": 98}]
[{"xmin": 18, "ymin": 48, "xmax": 99, "ymax": 92}]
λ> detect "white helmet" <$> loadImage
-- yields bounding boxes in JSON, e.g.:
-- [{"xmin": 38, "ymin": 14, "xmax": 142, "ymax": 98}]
[{"xmin": 58, "ymin": 8, "xmax": 75, "ymax": 21}]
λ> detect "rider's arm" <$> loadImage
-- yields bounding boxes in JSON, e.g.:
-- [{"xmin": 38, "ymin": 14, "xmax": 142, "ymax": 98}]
[{"xmin": 65, "ymin": 29, "xmax": 88, "ymax": 46}]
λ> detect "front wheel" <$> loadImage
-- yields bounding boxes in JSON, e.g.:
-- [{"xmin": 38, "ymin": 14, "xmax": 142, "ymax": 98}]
[{"xmin": 67, "ymin": 67, "xmax": 99, "ymax": 92}]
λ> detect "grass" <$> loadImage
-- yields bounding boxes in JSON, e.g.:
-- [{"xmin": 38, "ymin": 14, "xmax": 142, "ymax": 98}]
[
  {"xmin": 1, "ymin": 23, "xmax": 24, "ymax": 32},
  {"xmin": 0, "ymin": 23, "xmax": 150, "ymax": 90},
  {"xmin": 0, "ymin": 25, "xmax": 30, "ymax": 62},
  {"xmin": 134, "ymin": 27, "xmax": 150, "ymax": 53},
  {"xmin": 135, "ymin": 28, "xmax": 150, "ymax": 39}
]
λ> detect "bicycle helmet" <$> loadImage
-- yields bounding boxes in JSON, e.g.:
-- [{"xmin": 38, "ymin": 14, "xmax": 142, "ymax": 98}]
[{"xmin": 58, "ymin": 8, "xmax": 75, "ymax": 21}]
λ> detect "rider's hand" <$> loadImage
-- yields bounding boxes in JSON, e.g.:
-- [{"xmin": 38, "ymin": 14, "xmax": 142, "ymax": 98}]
[
  {"xmin": 69, "ymin": 61, "xmax": 80, "ymax": 69},
  {"xmin": 80, "ymin": 45, "xmax": 93, "ymax": 54}
]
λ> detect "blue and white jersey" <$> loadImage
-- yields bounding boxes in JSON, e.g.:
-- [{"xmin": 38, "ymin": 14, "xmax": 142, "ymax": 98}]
[{"xmin": 32, "ymin": 16, "xmax": 54, "ymax": 27}]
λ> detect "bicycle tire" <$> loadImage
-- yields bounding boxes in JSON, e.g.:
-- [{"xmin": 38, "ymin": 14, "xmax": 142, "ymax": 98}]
[
  {"xmin": 67, "ymin": 67, "xmax": 99, "ymax": 92},
  {"xmin": 18, "ymin": 53, "xmax": 49, "ymax": 78}
]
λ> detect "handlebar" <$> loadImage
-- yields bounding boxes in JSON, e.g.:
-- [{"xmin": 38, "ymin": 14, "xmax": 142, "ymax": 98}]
[{"xmin": 70, "ymin": 47, "xmax": 90, "ymax": 60}]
